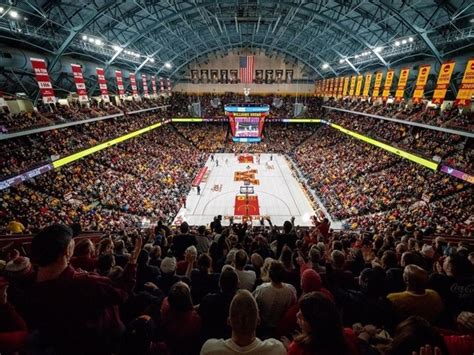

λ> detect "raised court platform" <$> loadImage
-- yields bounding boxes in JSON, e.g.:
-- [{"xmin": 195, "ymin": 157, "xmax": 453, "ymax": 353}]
[{"xmin": 173, "ymin": 153, "xmax": 316, "ymax": 226}]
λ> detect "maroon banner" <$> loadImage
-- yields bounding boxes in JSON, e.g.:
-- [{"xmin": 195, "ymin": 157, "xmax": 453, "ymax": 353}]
[
  {"xmin": 142, "ymin": 74, "xmax": 149, "ymax": 98},
  {"xmin": 166, "ymin": 78, "xmax": 172, "ymax": 95},
  {"xmin": 159, "ymin": 77, "xmax": 164, "ymax": 93},
  {"xmin": 71, "ymin": 64, "xmax": 88, "ymax": 102},
  {"xmin": 192, "ymin": 167, "xmax": 208, "ymax": 186},
  {"xmin": 96, "ymin": 68, "xmax": 109, "ymax": 101},
  {"xmin": 130, "ymin": 73, "xmax": 139, "ymax": 100},
  {"xmin": 30, "ymin": 58, "xmax": 56, "ymax": 104},
  {"xmin": 151, "ymin": 76, "xmax": 157, "ymax": 97},
  {"xmin": 115, "ymin": 70, "xmax": 125, "ymax": 99}
]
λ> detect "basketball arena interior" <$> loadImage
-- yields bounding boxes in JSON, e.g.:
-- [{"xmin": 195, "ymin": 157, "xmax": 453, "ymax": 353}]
[{"xmin": 0, "ymin": 1, "xmax": 473, "ymax": 354}]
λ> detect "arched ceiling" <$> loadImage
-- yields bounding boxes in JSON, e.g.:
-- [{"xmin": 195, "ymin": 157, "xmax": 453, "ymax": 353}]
[{"xmin": 0, "ymin": 0, "xmax": 473, "ymax": 80}]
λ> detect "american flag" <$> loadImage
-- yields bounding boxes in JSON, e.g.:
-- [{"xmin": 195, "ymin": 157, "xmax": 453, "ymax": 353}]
[{"xmin": 239, "ymin": 56, "xmax": 254, "ymax": 83}]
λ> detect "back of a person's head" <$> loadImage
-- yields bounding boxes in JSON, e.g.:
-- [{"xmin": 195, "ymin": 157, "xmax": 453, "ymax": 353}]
[
  {"xmin": 447, "ymin": 253, "xmax": 473, "ymax": 279},
  {"xmin": 115, "ymin": 240, "xmax": 125, "ymax": 252},
  {"xmin": 280, "ymin": 246, "xmax": 293, "ymax": 267},
  {"xmin": 269, "ymin": 260, "xmax": 285, "ymax": 284},
  {"xmin": 168, "ymin": 282, "xmax": 193, "ymax": 313},
  {"xmin": 296, "ymin": 292, "xmax": 348, "ymax": 354},
  {"xmin": 387, "ymin": 316, "xmax": 447, "ymax": 355},
  {"xmin": 69, "ymin": 223, "xmax": 82, "ymax": 238},
  {"xmin": 301, "ymin": 269, "xmax": 322, "ymax": 293},
  {"xmin": 97, "ymin": 253, "xmax": 115, "ymax": 274},
  {"xmin": 401, "ymin": 251, "xmax": 424, "ymax": 268},
  {"xmin": 331, "ymin": 250, "xmax": 345, "ymax": 269},
  {"xmin": 179, "ymin": 222, "xmax": 189, "ymax": 234},
  {"xmin": 119, "ymin": 315, "xmax": 155, "ymax": 355},
  {"xmin": 198, "ymin": 254, "xmax": 212, "ymax": 271},
  {"xmin": 229, "ymin": 290, "xmax": 259, "ymax": 337},
  {"xmin": 234, "ymin": 249, "xmax": 248, "ymax": 269},
  {"xmin": 382, "ymin": 250, "xmax": 399, "ymax": 269},
  {"xmin": 403, "ymin": 264, "xmax": 428, "ymax": 291},
  {"xmin": 309, "ymin": 246, "xmax": 321, "ymax": 264},
  {"xmin": 137, "ymin": 250, "xmax": 149, "ymax": 266},
  {"xmin": 198, "ymin": 225, "xmax": 206, "ymax": 235},
  {"xmin": 360, "ymin": 267, "xmax": 386, "ymax": 297},
  {"xmin": 73, "ymin": 238, "xmax": 93, "ymax": 257},
  {"xmin": 332, "ymin": 240, "xmax": 343, "ymax": 251},
  {"xmin": 283, "ymin": 220, "xmax": 292, "ymax": 234},
  {"xmin": 32, "ymin": 224, "xmax": 73, "ymax": 267},
  {"xmin": 219, "ymin": 267, "xmax": 239, "ymax": 293}
]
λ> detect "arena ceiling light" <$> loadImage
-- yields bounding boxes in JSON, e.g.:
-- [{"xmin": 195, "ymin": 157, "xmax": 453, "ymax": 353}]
[
  {"xmin": 394, "ymin": 40, "xmax": 401, "ymax": 46},
  {"xmin": 9, "ymin": 10, "xmax": 19, "ymax": 19},
  {"xmin": 149, "ymin": 58, "xmax": 155, "ymax": 63},
  {"xmin": 164, "ymin": 62, "xmax": 172, "ymax": 69},
  {"xmin": 408, "ymin": 37, "xmax": 414, "ymax": 42},
  {"xmin": 339, "ymin": 58, "xmax": 345, "ymax": 64},
  {"xmin": 374, "ymin": 46, "xmax": 383, "ymax": 53},
  {"xmin": 322, "ymin": 63, "xmax": 329, "ymax": 69},
  {"xmin": 0, "ymin": 7, "xmax": 4, "ymax": 13}
]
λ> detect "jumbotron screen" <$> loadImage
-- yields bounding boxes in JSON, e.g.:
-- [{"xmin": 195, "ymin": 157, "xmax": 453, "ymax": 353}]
[{"xmin": 225, "ymin": 104, "xmax": 269, "ymax": 142}]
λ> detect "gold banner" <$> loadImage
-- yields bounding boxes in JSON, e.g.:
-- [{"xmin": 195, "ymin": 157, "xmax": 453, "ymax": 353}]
[
  {"xmin": 349, "ymin": 76, "xmax": 356, "ymax": 96},
  {"xmin": 432, "ymin": 61, "xmax": 455, "ymax": 104},
  {"xmin": 455, "ymin": 58, "xmax": 474, "ymax": 106},
  {"xmin": 382, "ymin": 70, "xmax": 395, "ymax": 100},
  {"xmin": 412, "ymin": 65, "xmax": 431, "ymax": 103},
  {"xmin": 372, "ymin": 72, "xmax": 383, "ymax": 99},
  {"xmin": 395, "ymin": 68, "xmax": 410, "ymax": 102},
  {"xmin": 363, "ymin": 73, "xmax": 372, "ymax": 98},
  {"xmin": 343, "ymin": 77, "xmax": 350, "ymax": 96},
  {"xmin": 355, "ymin": 75, "xmax": 363, "ymax": 97},
  {"xmin": 338, "ymin": 76, "xmax": 344, "ymax": 97}
]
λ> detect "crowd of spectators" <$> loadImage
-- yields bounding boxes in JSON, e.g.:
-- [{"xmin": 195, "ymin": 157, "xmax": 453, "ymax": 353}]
[
  {"xmin": 0, "ymin": 212, "xmax": 473, "ymax": 354},
  {"xmin": 1, "ymin": 108, "xmax": 169, "ymax": 180},
  {"xmin": 1, "ymin": 125, "xmax": 204, "ymax": 234},
  {"xmin": 0, "ymin": 97, "xmax": 168, "ymax": 133},
  {"xmin": 292, "ymin": 127, "xmax": 472, "ymax": 236}
]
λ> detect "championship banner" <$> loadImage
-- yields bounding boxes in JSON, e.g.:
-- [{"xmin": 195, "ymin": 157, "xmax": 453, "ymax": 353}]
[
  {"xmin": 372, "ymin": 72, "xmax": 383, "ymax": 99},
  {"xmin": 412, "ymin": 65, "xmax": 431, "ymax": 103},
  {"xmin": 349, "ymin": 76, "xmax": 356, "ymax": 96},
  {"xmin": 115, "ymin": 70, "xmax": 125, "ymax": 99},
  {"xmin": 96, "ymin": 68, "xmax": 109, "ymax": 102},
  {"xmin": 338, "ymin": 76, "xmax": 344, "ymax": 97},
  {"xmin": 355, "ymin": 75, "xmax": 363, "ymax": 97},
  {"xmin": 343, "ymin": 77, "xmax": 350, "ymax": 96},
  {"xmin": 455, "ymin": 58, "xmax": 474, "ymax": 106},
  {"xmin": 70, "ymin": 64, "xmax": 88, "ymax": 102},
  {"xmin": 328, "ymin": 78, "xmax": 333, "ymax": 97},
  {"xmin": 382, "ymin": 70, "xmax": 395, "ymax": 101},
  {"xmin": 30, "ymin": 58, "xmax": 56, "ymax": 104},
  {"xmin": 151, "ymin": 76, "xmax": 157, "ymax": 98},
  {"xmin": 394, "ymin": 68, "xmax": 410, "ymax": 102},
  {"xmin": 363, "ymin": 73, "xmax": 372, "ymax": 98},
  {"xmin": 159, "ymin": 77, "xmax": 165, "ymax": 93},
  {"xmin": 166, "ymin": 78, "xmax": 172, "ymax": 94},
  {"xmin": 129, "ymin": 73, "xmax": 139, "ymax": 99},
  {"xmin": 432, "ymin": 61, "xmax": 455, "ymax": 104},
  {"xmin": 142, "ymin": 74, "xmax": 149, "ymax": 98}
]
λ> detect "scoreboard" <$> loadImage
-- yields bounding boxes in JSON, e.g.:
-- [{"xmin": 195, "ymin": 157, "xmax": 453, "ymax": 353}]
[{"xmin": 225, "ymin": 104, "xmax": 269, "ymax": 142}]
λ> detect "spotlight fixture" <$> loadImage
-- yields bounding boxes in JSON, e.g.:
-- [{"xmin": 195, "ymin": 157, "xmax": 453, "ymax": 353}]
[
  {"xmin": 339, "ymin": 59, "xmax": 345, "ymax": 64},
  {"xmin": 402, "ymin": 39, "xmax": 407, "ymax": 44},
  {"xmin": 82, "ymin": 35, "xmax": 88, "ymax": 40},
  {"xmin": 9, "ymin": 10, "xmax": 18, "ymax": 18},
  {"xmin": 408, "ymin": 37, "xmax": 414, "ymax": 42},
  {"xmin": 394, "ymin": 40, "xmax": 401, "ymax": 46},
  {"xmin": 164, "ymin": 62, "xmax": 172, "ymax": 69}
]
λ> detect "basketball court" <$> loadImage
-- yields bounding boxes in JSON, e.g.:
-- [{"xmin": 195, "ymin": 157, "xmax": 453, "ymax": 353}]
[{"xmin": 173, "ymin": 153, "xmax": 317, "ymax": 226}]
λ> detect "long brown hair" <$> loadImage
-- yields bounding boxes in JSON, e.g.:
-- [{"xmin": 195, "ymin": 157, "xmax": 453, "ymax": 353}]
[{"xmin": 295, "ymin": 292, "xmax": 350, "ymax": 355}]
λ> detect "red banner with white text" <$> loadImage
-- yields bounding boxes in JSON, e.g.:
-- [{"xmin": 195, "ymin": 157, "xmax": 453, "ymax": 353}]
[
  {"xmin": 96, "ymin": 68, "xmax": 109, "ymax": 102},
  {"xmin": 142, "ymin": 74, "xmax": 149, "ymax": 98},
  {"xmin": 130, "ymin": 73, "xmax": 139, "ymax": 100},
  {"xmin": 159, "ymin": 77, "xmax": 165, "ymax": 93},
  {"xmin": 30, "ymin": 58, "xmax": 56, "ymax": 104},
  {"xmin": 167, "ymin": 78, "xmax": 172, "ymax": 95},
  {"xmin": 71, "ymin": 64, "xmax": 88, "ymax": 102},
  {"xmin": 115, "ymin": 70, "xmax": 125, "ymax": 99},
  {"xmin": 151, "ymin": 76, "xmax": 157, "ymax": 98}
]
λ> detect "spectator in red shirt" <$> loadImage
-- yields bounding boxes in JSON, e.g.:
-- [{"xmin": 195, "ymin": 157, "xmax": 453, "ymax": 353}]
[
  {"xmin": 25, "ymin": 224, "xmax": 140, "ymax": 355},
  {"xmin": 160, "ymin": 281, "xmax": 201, "ymax": 354}
]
